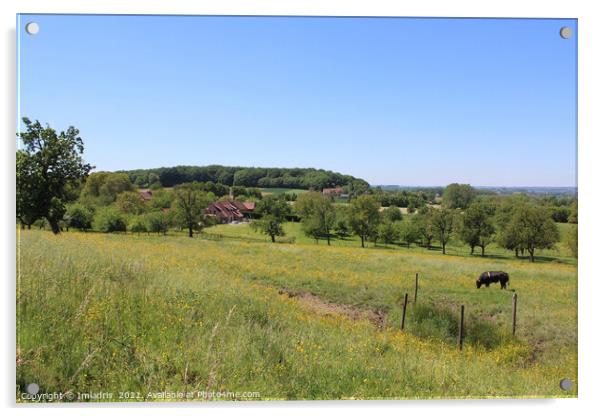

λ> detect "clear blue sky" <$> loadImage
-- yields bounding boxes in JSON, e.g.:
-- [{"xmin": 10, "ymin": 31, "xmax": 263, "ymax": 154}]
[{"xmin": 17, "ymin": 15, "xmax": 577, "ymax": 187}]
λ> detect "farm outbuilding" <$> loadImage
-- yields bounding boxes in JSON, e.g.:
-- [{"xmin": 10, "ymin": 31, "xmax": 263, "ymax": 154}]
[{"xmin": 205, "ymin": 200, "xmax": 256, "ymax": 223}]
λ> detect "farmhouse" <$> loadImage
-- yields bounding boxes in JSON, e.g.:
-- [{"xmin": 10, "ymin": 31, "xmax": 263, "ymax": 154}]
[
  {"xmin": 205, "ymin": 200, "xmax": 256, "ymax": 223},
  {"xmin": 322, "ymin": 187, "xmax": 343, "ymax": 197}
]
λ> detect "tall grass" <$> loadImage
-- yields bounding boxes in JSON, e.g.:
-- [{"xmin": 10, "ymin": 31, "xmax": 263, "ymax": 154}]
[{"xmin": 17, "ymin": 230, "xmax": 577, "ymax": 401}]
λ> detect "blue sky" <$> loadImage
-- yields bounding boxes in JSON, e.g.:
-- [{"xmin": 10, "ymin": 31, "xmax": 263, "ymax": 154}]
[{"xmin": 17, "ymin": 15, "xmax": 577, "ymax": 186}]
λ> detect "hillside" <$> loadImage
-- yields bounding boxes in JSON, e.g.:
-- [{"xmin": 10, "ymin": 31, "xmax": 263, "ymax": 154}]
[
  {"xmin": 17, "ymin": 230, "xmax": 577, "ymax": 400},
  {"xmin": 118, "ymin": 165, "xmax": 370, "ymax": 191}
]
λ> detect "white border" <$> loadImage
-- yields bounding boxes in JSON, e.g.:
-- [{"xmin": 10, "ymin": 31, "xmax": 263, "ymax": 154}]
[{"xmin": 2, "ymin": 1, "xmax": 601, "ymax": 415}]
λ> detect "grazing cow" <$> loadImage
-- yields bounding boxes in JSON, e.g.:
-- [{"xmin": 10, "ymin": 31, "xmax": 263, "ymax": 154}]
[{"xmin": 476, "ymin": 271, "xmax": 509, "ymax": 289}]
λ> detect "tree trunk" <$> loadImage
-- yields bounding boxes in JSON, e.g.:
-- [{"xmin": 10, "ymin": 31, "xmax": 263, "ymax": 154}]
[
  {"xmin": 361, "ymin": 236, "xmax": 365, "ymax": 248},
  {"xmin": 470, "ymin": 246, "xmax": 474, "ymax": 255},
  {"xmin": 528, "ymin": 248, "xmax": 535, "ymax": 262},
  {"xmin": 49, "ymin": 219, "xmax": 61, "ymax": 234},
  {"xmin": 327, "ymin": 234, "xmax": 331, "ymax": 246},
  {"xmin": 515, "ymin": 248, "xmax": 519, "ymax": 258},
  {"xmin": 481, "ymin": 245, "xmax": 485, "ymax": 256},
  {"xmin": 188, "ymin": 226, "xmax": 193, "ymax": 238},
  {"xmin": 271, "ymin": 234, "xmax": 276, "ymax": 243},
  {"xmin": 442, "ymin": 243, "xmax": 446, "ymax": 255}
]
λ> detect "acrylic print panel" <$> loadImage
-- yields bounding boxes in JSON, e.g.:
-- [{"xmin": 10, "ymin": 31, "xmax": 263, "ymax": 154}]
[{"xmin": 16, "ymin": 14, "xmax": 577, "ymax": 402}]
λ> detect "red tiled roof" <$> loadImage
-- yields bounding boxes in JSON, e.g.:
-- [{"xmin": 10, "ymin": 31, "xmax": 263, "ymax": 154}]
[
  {"xmin": 206, "ymin": 200, "xmax": 248, "ymax": 221},
  {"xmin": 242, "ymin": 201, "xmax": 255, "ymax": 211},
  {"xmin": 322, "ymin": 187, "xmax": 343, "ymax": 195},
  {"xmin": 138, "ymin": 189, "xmax": 153, "ymax": 201}
]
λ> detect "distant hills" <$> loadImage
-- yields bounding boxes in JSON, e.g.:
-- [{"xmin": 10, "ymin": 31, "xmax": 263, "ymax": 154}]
[{"xmin": 376, "ymin": 185, "xmax": 577, "ymax": 196}]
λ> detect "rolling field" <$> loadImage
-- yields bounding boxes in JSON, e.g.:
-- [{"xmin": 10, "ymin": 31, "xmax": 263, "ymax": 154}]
[
  {"xmin": 205, "ymin": 222, "xmax": 577, "ymax": 265},
  {"xmin": 17, "ymin": 229, "xmax": 577, "ymax": 401}
]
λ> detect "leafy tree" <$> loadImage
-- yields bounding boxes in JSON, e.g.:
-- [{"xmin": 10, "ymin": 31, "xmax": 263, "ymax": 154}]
[
  {"xmin": 398, "ymin": 220, "xmax": 420, "ymax": 247},
  {"xmin": 504, "ymin": 204, "xmax": 560, "ymax": 262},
  {"xmin": 549, "ymin": 207, "xmax": 570, "ymax": 223},
  {"xmin": 495, "ymin": 194, "xmax": 530, "ymax": 257},
  {"xmin": 413, "ymin": 209, "xmax": 435, "ymax": 249},
  {"xmin": 129, "ymin": 215, "xmax": 148, "ymax": 235},
  {"xmin": 296, "ymin": 192, "xmax": 336, "ymax": 245},
  {"xmin": 93, "ymin": 207, "xmax": 127, "ymax": 233},
  {"xmin": 459, "ymin": 201, "xmax": 496, "ymax": 256},
  {"xmin": 429, "ymin": 208, "xmax": 456, "ymax": 254},
  {"xmin": 171, "ymin": 183, "xmax": 212, "ymax": 237},
  {"xmin": 65, "ymin": 203, "xmax": 93, "ymax": 231},
  {"xmin": 149, "ymin": 188, "xmax": 174, "ymax": 210},
  {"xmin": 16, "ymin": 118, "xmax": 93, "ymax": 233},
  {"xmin": 382, "ymin": 206, "xmax": 403, "ymax": 222},
  {"xmin": 250, "ymin": 195, "xmax": 291, "ymax": 242},
  {"xmin": 348, "ymin": 195, "xmax": 381, "ymax": 248},
  {"xmin": 442, "ymin": 183, "xmax": 475, "ymax": 209},
  {"xmin": 333, "ymin": 205, "xmax": 351, "ymax": 238},
  {"xmin": 16, "ymin": 150, "xmax": 42, "ymax": 228},
  {"xmin": 115, "ymin": 191, "xmax": 146, "ymax": 215},
  {"xmin": 145, "ymin": 211, "xmax": 170, "ymax": 235},
  {"xmin": 80, "ymin": 172, "xmax": 134, "ymax": 205},
  {"xmin": 346, "ymin": 179, "xmax": 370, "ymax": 198},
  {"xmin": 377, "ymin": 220, "xmax": 400, "ymax": 245}
]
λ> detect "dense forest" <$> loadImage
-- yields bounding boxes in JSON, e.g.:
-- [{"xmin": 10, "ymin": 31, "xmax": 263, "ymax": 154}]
[{"xmin": 119, "ymin": 165, "xmax": 370, "ymax": 192}]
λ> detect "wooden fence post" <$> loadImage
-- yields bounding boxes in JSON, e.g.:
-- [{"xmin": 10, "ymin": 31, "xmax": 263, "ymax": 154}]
[
  {"xmin": 512, "ymin": 293, "xmax": 518, "ymax": 336},
  {"xmin": 458, "ymin": 305, "xmax": 465, "ymax": 350},
  {"xmin": 414, "ymin": 273, "xmax": 419, "ymax": 303},
  {"xmin": 401, "ymin": 292, "xmax": 409, "ymax": 331}
]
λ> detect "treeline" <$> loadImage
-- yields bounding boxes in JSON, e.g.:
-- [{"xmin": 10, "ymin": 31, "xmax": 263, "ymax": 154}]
[
  {"xmin": 119, "ymin": 165, "xmax": 370, "ymax": 192},
  {"xmin": 281, "ymin": 190, "xmax": 577, "ymax": 262},
  {"xmin": 369, "ymin": 188, "xmax": 430, "ymax": 211}
]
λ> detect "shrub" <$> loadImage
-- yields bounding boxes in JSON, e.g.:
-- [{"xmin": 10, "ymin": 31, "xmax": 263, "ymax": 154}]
[
  {"xmin": 129, "ymin": 215, "xmax": 148, "ymax": 234},
  {"xmin": 65, "ymin": 203, "xmax": 93, "ymax": 231},
  {"xmin": 145, "ymin": 211, "xmax": 170, "ymax": 235},
  {"xmin": 93, "ymin": 207, "xmax": 127, "ymax": 233}
]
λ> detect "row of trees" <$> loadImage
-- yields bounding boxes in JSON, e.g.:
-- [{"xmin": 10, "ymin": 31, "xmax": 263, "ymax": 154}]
[{"xmin": 249, "ymin": 192, "xmax": 563, "ymax": 262}]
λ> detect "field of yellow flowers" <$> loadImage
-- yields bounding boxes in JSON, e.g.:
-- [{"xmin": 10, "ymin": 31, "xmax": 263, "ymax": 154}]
[{"xmin": 17, "ymin": 230, "xmax": 577, "ymax": 401}]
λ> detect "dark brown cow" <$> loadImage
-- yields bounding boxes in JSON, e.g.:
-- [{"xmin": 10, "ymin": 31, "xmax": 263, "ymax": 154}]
[{"xmin": 476, "ymin": 271, "xmax": 509, "ymax": 289}]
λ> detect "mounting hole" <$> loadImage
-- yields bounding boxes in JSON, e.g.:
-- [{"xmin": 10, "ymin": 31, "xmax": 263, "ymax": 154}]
[
  {"xmin": 25, "ymin": 22, "xmax": 39, "ymax": 35},
  {"xmin": 26, "ymin": 383, "xmax": 40, "ymax": 395},
  {"xmin": 559, "ymin": 26, "xmax": 572, "ymax": 39},
  {"xmin": 559, "ymin": 378, "xmax": 573, "ymax": 391}
]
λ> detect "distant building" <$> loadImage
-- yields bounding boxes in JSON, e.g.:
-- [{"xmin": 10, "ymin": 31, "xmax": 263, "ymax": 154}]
[
  {"xmin": 205, "ymin": 200, "xmax": 256, "ymax": 224},
  {"xmin": 138, "ymin": 189, "xmax": 153, "ymax": 201},
  {"xmin": 322, "ymin": 187, "xmax": 344, "ymax": 197}
]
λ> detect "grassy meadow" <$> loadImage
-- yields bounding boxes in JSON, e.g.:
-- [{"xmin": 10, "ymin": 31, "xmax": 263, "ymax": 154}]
[
  {"xmin": 205, "ymin": 221, "xmax": 577, "ymax": 265},
  {"xmin": 259, "ymin": 188, "xmax": 308, "ymax": 197},
  {"xmin": 16, "ymin": 226, "xmax": 577, "ymax": 401}
]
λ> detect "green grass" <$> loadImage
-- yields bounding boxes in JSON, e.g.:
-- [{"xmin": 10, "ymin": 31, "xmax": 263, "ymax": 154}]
[
  {"xmin": 259, "ymin": 188, "xmax": 309, "ymax": 196},
  {"xmin": 17, "ymin": 228, "xmax": 577, "ymax": 401},
  {"xmin": 205, "ymin": 221, "xmax": 577, "ymax": 265}
]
